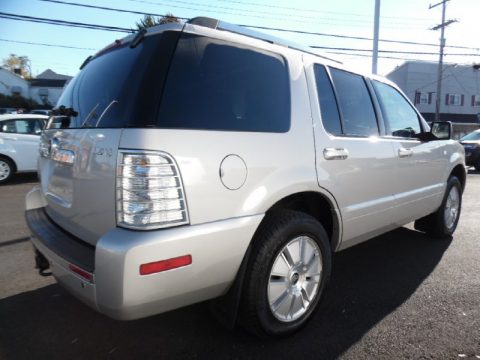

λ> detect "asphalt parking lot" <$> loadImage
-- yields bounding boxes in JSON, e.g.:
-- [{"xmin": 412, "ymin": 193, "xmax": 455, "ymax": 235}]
[{"xmin": 1, "ymin": 172, "xmax": 479, "ymax": 359}]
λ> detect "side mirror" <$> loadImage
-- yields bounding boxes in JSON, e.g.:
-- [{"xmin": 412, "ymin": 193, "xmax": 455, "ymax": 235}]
[{"xmin": 430, "ymin": 121, "xmax": 452, "ymax": 140}]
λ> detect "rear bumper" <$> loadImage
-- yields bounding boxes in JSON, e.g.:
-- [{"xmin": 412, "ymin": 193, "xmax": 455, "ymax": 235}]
[{"xmin": 26, "ymin": 205, "xmax": 262, "ymax": 320}]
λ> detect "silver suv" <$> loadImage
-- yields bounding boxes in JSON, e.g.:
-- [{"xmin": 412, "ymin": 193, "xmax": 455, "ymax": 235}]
[{"xmin": 26, "ymin": 17, "xmax": 466, "ymax": 337}]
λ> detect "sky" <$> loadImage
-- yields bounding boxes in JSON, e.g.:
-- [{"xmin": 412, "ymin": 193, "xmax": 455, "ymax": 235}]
[{"xmin": 0, "ymin": 0, "xmax": 479, "ymax": 78}]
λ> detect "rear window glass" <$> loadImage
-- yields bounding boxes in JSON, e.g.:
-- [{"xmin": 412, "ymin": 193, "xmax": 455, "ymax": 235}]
[
  {"xmin": 330, "ymin": 68, "xmax": 379, "ymax": 137},
  {"xmin": 157, "ymin": 34, "xmax": 290, "ymax": 132},
  {"xmin": 47, "ymin": 31, "xmax": 180, "ymax": 129}
]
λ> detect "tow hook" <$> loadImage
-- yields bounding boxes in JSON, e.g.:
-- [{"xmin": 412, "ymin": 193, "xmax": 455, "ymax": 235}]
[{"xmin": 35, "ymin": 249, "xmax": 52, "ymax": 277}]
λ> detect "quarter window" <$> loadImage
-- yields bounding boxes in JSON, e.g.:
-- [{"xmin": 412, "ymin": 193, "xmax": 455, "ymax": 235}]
[
  {"xmin": 372, "ymin": 80, "xmax": 421, "ymax": 138},
  {"xmin": 158, "ymin": 34, "xmax": 290, "ymax": 132},
  {"xmin": 329, "ymin": 68, "xmax": 379, "ymax": 137}
]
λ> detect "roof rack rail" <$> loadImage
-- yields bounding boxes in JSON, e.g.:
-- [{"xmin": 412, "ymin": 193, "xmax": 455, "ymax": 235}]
[{"xmin": 187, "ymin": 17, "xmax": 341, "ymax": 64}]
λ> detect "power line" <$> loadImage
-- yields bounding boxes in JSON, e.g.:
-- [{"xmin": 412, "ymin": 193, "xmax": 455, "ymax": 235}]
[
  {"xmin": 0, "ymin": 11, "xmax": 132, "ymax": 33},
  {"xmin": 25, "ymin": 2, "xmax": 480, "ymax": 51},
  {"xmin": 39, "ymin": 0, "xmax": 189, "ymax": 21},
  {"xmin": 246, "ymin": 25, "xmax": 479, "ymax": 51},
  {"xmin": 1, "ymin": 10, "xmax": 479, "ymax": 55},
  {"xmin": 311, "ymin": 45, "xmax": 480, "ymax": 57},
  {"xmin": 121, "ymin": 0, "xmax": 426, "ymax": 27},
  {"xmin": 0, "ymin": 38, "xmax": 95, "ymax": 50},
  {"xmin": 217, "ymin": 0, "xmax": 433, "ymax": 22}
]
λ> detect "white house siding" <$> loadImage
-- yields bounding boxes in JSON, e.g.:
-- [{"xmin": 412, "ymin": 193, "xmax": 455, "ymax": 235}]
[{"xmin": 0, "ymin": 68, "xmax": 29, "ymax": 98}]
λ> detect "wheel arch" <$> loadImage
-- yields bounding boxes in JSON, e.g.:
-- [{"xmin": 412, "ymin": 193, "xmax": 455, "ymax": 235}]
[
  {"xmin": 450, "ymin": 164, "xmax": 466, "ymax": 193},
  {"xmin": 210, "ymin": 190, "xmax": 342, "ymax": 328}
]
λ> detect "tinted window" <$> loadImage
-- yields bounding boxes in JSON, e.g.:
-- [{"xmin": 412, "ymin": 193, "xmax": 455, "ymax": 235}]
[
  {"xmin": 48, "ymin": 31, "xmax": 180, "ymax": 129},
  {"xmin": 372, "ymin": 80, "xmax": 421, "ymax": 138},
  {"xmin": 0, "ymin": 119, "xmax": 42, "ymax": 134},
  {"xmin": 157, "ymin": 34, "xmax": 290, "ymax": 132},
  {"xmin": 314, "ymin": 65, "xmax": 342, "ymax": 135},
  {"xmin": 330, "ymin": 68, "xmax": 378, "ymax": 137}
]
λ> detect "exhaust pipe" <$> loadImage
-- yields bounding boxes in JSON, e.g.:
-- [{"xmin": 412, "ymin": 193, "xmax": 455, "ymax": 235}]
[{"xmin": 34, "ymin": 249, "xmax": 52, "ymax": 276}]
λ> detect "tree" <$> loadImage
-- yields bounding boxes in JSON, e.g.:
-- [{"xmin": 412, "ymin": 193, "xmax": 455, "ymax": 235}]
[
  {"xmin": 2, "ymin": 54, "xmax": 31, "ymax": 78},
  {"xmin": 135, "ymin": 13, "xmax": 180, "ymax": 30}
]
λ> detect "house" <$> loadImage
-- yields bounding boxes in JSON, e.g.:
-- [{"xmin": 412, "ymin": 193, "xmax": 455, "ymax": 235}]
[
  {"xmin": 0, "ymin": 67, "xmax": 30, "ymax": 98},
  {"xmin": 387, "ymin": 61, "xmax": 480, "ymax": 124},
  {"xmin": 0, "ymin": 67, "xmax": 72, "ymax": 107}
]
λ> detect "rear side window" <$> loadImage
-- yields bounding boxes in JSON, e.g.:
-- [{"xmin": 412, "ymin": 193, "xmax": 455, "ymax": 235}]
[
  {"xmin": 313, "ymin": 65, "xmax": 342, "ymax": 135},
  {"xmin": 157, "ymin": 34, "xmax": 290, "ymax": 132},
  {"xmin": 330, "ymin": 68, "xmax": 379, "ymax": 137},
  {"xmin": 372, "ymin": 80, "xmax": 421, "ymax": 138}
]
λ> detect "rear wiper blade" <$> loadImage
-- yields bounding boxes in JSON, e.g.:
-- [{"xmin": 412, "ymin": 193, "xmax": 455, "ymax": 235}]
[{"xmin": 51, "ymin": 106, "xmax": 78, "ymax": 117}]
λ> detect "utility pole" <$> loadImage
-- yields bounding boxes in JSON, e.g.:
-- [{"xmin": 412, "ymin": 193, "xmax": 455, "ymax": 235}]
[
  {"xmin": 372, "ymin": 0, "xmax": 380, "ymax": 74},
  {"xmin": 430, "ymin": 0, "xmax": 456, "ymax": 121}
]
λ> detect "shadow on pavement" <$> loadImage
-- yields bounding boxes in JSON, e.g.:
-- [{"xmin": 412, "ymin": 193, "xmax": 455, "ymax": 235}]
[
  {"xmin": 0, "ymin": 227, "xmax": 451, "ymax": 359},
  {"xmin": 1, "ymin": 172, "xmax": 38, "ymax": 186}
]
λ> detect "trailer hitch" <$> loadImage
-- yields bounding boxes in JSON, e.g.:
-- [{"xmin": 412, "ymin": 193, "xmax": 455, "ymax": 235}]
[{"xmin": 35, "ymin": 249, "xmax": 52, "ymax": 276}]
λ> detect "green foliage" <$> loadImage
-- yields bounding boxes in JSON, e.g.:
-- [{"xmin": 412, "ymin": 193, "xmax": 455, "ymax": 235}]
[
  {"xmin": 0, "ymin": 93, "xmax": 41, "ymax": 111},
  {"xmin": 135, "ymin": 13, "xmax": 180, "ymax": 31}
]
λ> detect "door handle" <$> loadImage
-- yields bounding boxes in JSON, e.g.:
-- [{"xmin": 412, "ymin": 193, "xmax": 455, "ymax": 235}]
[
  {"xmin": 323, "ymin": 147, "xmax": 349, "ymax": 160},
  {"xmin": 3, "ymin": 136, "xmax": 18, "ymax": 141},
  {"xmin": 398, "ymin": 147, "xmax": 413, "ymax": 158}
]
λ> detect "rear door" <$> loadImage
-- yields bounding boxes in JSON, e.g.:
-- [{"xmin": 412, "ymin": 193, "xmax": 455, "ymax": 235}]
[{"xmin": 306, "ymin": 61, "xmax": 399, "ymax": 249}]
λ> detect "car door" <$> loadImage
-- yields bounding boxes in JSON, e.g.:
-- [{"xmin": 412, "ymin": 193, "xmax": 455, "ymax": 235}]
[
  {"xmin": 370, "ymin": 80, "xmax": 447, "ymax": 225},
  {"xmin": 306, "ymin": 60, "xmax": 399, "ymax": 249},
  {"xmin": 0, "ymin": 118, "xmax": 42, "ymax": 171}
]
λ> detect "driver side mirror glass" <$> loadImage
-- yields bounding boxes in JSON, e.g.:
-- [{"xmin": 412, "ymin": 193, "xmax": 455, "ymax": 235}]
[{"xmin": 431, "ymin": 121, "xmax": 452, "ymax": 140}]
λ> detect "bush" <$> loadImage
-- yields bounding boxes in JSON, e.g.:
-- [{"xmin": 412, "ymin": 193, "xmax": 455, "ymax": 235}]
[{"xmin": 0, "ymin": 93, "xmax": 42, "ymax": 111}]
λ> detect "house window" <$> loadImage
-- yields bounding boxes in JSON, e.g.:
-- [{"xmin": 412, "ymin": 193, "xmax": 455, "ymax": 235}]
[
  {"xmin": 414, "ymin": 91, "xmax": 433, "ymax": 105},
  {"xmin": 473, "ymin": 95, "xmax": 480, "ymax": 107},
  {"xmin": 447, "ymin": 93, "xmax": 463, "ymax": 106},
  {"xmin": 419, "ymin": 92, "xmax": 428, "ymax": 104}
]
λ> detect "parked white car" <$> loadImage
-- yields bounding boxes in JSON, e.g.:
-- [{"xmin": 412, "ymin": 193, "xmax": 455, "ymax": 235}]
[{"xmin": 0, "ymin": 114, "xmax": 48, "ymax": 183}]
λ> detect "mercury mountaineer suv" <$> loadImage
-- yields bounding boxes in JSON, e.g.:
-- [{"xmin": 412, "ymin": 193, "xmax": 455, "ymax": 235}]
[{"xmin": 26, "ymin": 17, "xmax": 466, "ymax": 337}]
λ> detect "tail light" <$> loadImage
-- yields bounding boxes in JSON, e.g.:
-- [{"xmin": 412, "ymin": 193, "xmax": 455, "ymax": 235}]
[{"xmin": 116, "ymin": 150, "xmax": 189, "ymax": 230}]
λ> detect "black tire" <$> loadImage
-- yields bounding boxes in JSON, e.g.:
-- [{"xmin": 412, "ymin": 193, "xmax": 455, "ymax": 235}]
[
  {"xmin": 475, "ymin": 161, "xmax": 480, "ymax": 172},
  {"xmin": 238, "ymin": 210, "xmax": 331, "ymax": 337},
  {"xmin": 0, "ymin": 156, "xmax": 15, "ymax": 184},
  {"xmin": 414, "ymin": 176, "xmax": 462, "ymax": 238}
]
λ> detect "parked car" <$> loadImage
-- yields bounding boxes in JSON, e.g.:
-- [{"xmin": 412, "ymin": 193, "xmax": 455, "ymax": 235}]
[
  {"xmin": 459, "ymin": 129, "xmax": 480, "ymax": 170},
  {"xmin": 30, "ymin": 109, "xmax": 52, "ymax": 116},
  {"xmin": 25, "ymin": 17, "xmax": 466, "ymax": 337},
  {"xmin": 0, "ymin": 114, "xmax": 48, "ymax": 183}
]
